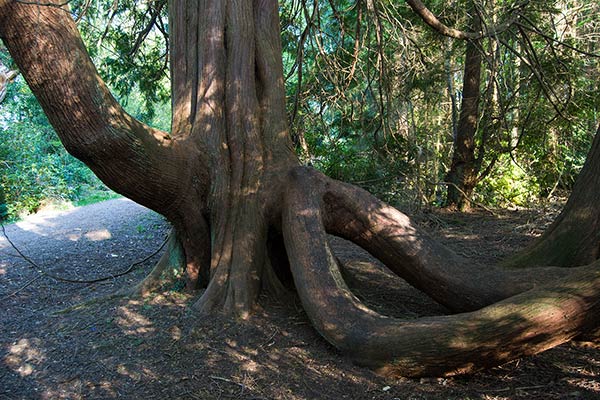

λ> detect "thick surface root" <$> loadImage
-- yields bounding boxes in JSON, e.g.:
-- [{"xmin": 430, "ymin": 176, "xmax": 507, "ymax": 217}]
[{"xmin": 282, "ymin": 167, "xmax": 600, "ymax": 377}]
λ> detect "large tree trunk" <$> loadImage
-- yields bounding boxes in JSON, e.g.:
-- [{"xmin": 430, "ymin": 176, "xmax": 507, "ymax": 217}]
[
  {"xmin": 166, "ymin": 0, "xmax": 299, "ymax": 316},
  {"xmin": 445, "ymin": 11, "xmax": 482, "ymax": 211},
  {"xmin": 504, "ymin": 128, "xmax": 600, "ymax": 268},
  {"xmin": 1, "ymin": 0, "xmax": 600, "ymax": 378}
]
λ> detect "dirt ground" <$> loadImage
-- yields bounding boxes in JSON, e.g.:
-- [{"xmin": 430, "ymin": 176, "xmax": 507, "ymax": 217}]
[{"xmin": 0, "ymin": 198, "xmax": 598, "ymax": 400}]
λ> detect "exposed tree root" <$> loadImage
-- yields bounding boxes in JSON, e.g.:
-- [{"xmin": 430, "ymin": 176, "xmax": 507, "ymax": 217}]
[{"xmin": 282, "ymin": 167, "xmax": 600, "ymax": 377}]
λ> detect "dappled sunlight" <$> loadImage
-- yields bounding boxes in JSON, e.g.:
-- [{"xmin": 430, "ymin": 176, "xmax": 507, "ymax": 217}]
[
  {"xmin": 4, "ymin": 338, "xmax": 45, "ymax": 377},
  {"xmin": 219, "ymin": 338, "xmax": 266, "ymax": 373},
  {"xmin": 115, "ymin": 363, "xmax": 143, "ymax": 381},
  {"xmin": 3, "ymin": 202, "xmax": 128, "ymax": 242},
  {"xmin": 14, "ymin": 212, "xmax": 67, "ymax": 237},
  {"xmin": 64, "ymin": 228, "xmax": 113, "ymax": 242},
  {"xmin": 242, "ymin": 359, "xmax": 259, "ymax": 372},
  {"xmin": 66, "ymin": 230, "xmax": 82, "ymax": 241},
  {"xmin": 117, "ymin": 304, "xmax": 156, "ymax": 335},
  {"xmin": 84, "ymin": 229, "xmax": 112, "ymax": 241},
  {"xmin": 169, "ymin": 324, "xmax": 182, "ymax": 341},
  {"xmin": 40, "ymin": 379, "xmax": 119, "ymax": 400}
]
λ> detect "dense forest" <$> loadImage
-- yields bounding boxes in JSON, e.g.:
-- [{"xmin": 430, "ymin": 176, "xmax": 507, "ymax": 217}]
[{"xmin": 1, "ymin": 0, "xmax": 598, "ymax": 219}]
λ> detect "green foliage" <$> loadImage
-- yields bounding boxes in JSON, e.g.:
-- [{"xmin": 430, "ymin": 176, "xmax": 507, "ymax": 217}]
[
  {"xmin": 0, "ymin": 0, "xmax": 172, "ymax": 221},
  {"xmin": 281, "ymin": 0, "xmax": 458, "ymax": 209},
  {"xmin": 0, "ymin": 76, "xmax": 113, "ymax": 220},
  {"xmin": 70, "ymin": 0, "xmax": 170, "ymax": 123},
  {"xmin": 281, "ymin": 0, "xmax": 599, "ymax": 209},
  {"xmin": 475, "ymin": 158, "xmax": 541, "ymax": 207},
  {"xmin": 1, "ymin": 0, "xmax": 599, "ymax": 217}
]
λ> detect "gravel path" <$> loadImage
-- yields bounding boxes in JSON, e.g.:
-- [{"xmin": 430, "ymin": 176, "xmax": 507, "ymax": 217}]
[{"xmin": 0, "ymin": 198, "xmax": 168, "ymax": 304}]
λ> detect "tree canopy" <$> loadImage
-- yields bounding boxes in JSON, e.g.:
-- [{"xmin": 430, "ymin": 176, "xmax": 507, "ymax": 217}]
[{"xmin": 2, "ymin": 0, "xmax": 599, "ymax": 215}]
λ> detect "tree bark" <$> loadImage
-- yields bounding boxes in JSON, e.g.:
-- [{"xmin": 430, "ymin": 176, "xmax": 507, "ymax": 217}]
[
  {"xmin": 283, "ymin": 167, "xmax": 600, "ymax": 377},
  {"xmin": 0, "ymin": 0, "xmax": 297, "ymax": 317},
  {"xmin": 1, "ymin": 0, "xmax": 600, "ymax": 378},
  {"xmin": 445, "ymin": 10, "xmax": 482, "ymax": 211}
]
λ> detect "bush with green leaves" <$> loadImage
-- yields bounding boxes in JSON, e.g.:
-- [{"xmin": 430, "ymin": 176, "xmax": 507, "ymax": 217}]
[{"xmin": 474, "ymin": 157, "xmax": 541, "ymax": 208}]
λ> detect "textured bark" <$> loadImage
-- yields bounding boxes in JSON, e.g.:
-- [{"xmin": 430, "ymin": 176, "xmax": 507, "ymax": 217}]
[
  {"xmin": 504, "ymin": 129, "xmax": 600, "ymax": 268},
  {"xmin": 445, "ymin": 11, "xmax": 482, "ymax": 211},
  {"xmin": 283, "ymin": 167, "xmax": 600, "ymax": 377},
  {"xmin": 1, "ymin": 0, "xmax": 600, "ymax": 378},
  {"xmin": 0, "ymin": 0, "xmax": 296, "ymax": 316},
  {"xmin": 319, "ymin": 171, "xmax": 576, "ymax": 312},
  {"xmin": 167, "ymin": 0, "xmax": 298, "ymax": 316}
]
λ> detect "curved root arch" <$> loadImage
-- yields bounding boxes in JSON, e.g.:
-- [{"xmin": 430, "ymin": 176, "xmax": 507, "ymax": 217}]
[{"xmin": 282, "ymin": 167, "xmax": 600, "ymax": 377}]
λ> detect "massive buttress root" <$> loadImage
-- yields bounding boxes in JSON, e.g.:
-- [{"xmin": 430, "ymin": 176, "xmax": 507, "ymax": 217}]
[{"xmin": 282, "ymin": 167, "xmax": 600, "ymax": 377}]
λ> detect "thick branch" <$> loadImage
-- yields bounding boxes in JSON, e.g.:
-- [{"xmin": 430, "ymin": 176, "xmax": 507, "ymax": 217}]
[
  {"xmin": 405, "ymin": 0, "xmax": 517, "ymax": 40},
  {"xmin": 316, "ymin": 169, "xmax": 575, "ymax": 312},
  {"xmin": 0, "ymin": 0, "xmax": 204, "ymax": 217}
]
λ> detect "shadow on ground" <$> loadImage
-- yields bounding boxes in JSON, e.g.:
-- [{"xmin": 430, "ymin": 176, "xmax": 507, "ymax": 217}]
[{"xmin": 0, "ymin": 200, "xmax": 598, "ymax": 399}]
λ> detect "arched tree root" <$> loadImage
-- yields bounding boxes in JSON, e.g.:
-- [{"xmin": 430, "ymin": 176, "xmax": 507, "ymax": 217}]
[{"xmin": 282, "ymin": 167, "xmax": 600, "ymax": 377}]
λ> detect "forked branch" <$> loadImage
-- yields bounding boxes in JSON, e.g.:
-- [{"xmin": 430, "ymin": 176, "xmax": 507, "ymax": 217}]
[{"xmin": 405, "ymin": 0, "xmax": 519, "ymax": 40}]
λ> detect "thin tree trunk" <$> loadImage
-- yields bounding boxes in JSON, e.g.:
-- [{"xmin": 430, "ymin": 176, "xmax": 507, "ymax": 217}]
[{"xmin": 445, "ymin": 10, "xmax": 482, "ymax": 211}]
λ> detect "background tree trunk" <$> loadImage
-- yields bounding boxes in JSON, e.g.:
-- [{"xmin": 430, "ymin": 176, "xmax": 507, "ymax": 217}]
[{"xmin": 445, "ymin": 10, "xmax": 482, "ymax": 211}]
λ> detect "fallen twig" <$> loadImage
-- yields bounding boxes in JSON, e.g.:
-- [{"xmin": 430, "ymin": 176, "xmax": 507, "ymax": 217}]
[{"xmin": 0, "ymin": 273, "xmax": 44, "ymax": 301}]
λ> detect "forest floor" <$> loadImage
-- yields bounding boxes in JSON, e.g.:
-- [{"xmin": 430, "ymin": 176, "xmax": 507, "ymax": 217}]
[{"xmin": 0, "ymin": 198, "xmax": 599, "ymax": 400}]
